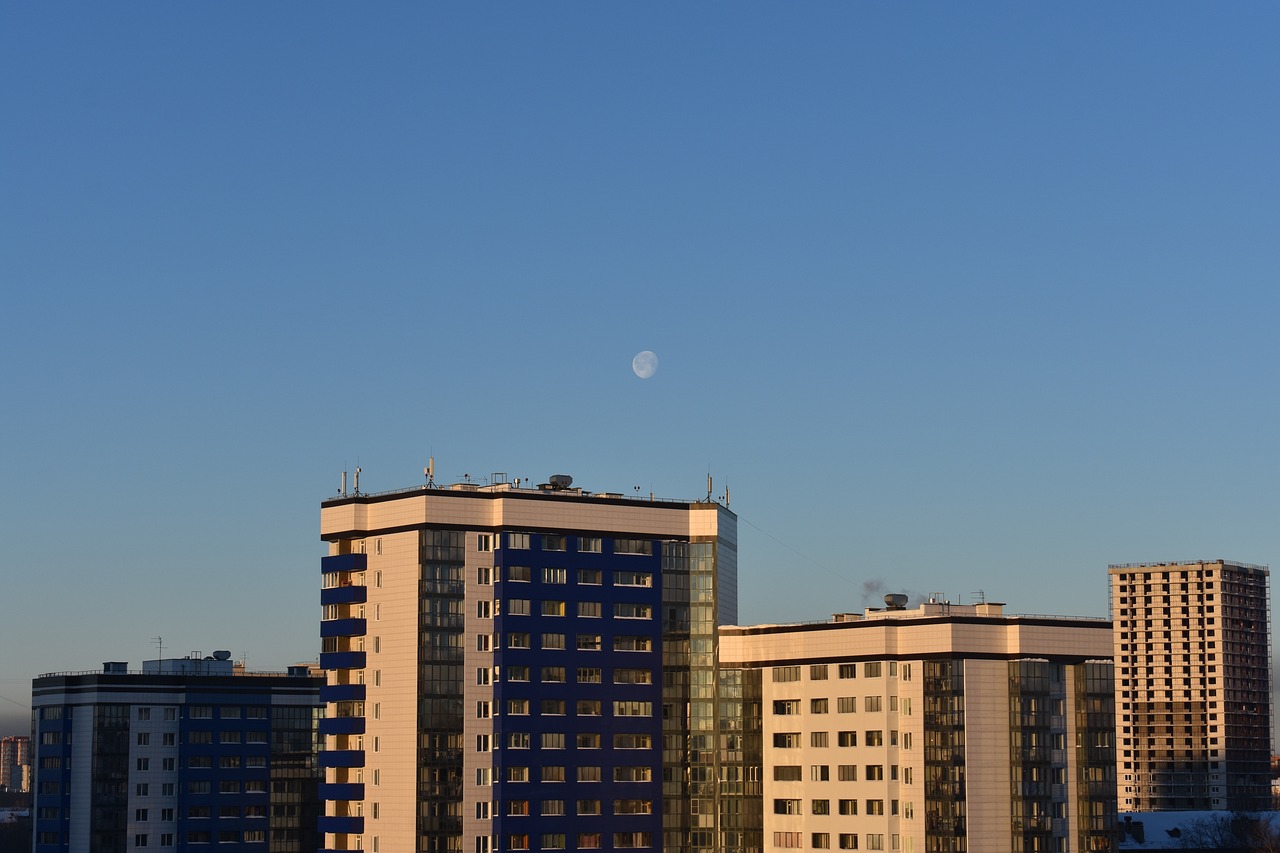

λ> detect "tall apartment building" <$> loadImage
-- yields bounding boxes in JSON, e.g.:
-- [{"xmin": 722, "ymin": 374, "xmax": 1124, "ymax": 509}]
[
  {"xmin": 318, "ymin": 474, "xmax": 736, "ymax": 853},
  {"xmin": 718, "ymin": 597, "xmax": 1118, "ymax": 853},
  {"xmin": 1109, "ymin": 559, "xmax": 1272, "ymax": 812},
  {"xmin": 0, "ymin": 735, "xmax": 31, "ymax": 792},
  {"xmin": 30, "ymin": 653, "xmax": 323, "ymax": 852}
]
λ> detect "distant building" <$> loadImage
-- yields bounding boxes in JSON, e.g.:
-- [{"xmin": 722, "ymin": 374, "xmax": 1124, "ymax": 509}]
[
  {"xmin": 0, "ymin": 735, "xmax": 30, "ymax": 792},
  {"xmin": 318, "ymin": 473, "xmax": 737, "ymax": 853},
  {"xmin": 30, "ymin": 652, "xmax": 323, "ymax": 852},
  {"xmin": 1110, "ymin": 560, "xmax": 1273, "ymax": 812},
  {"xmin": 718, "ymin": 596, "xmax": 1118, "ymax": 853}
]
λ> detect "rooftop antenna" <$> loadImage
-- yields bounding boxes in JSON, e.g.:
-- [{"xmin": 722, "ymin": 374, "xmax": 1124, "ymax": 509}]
[
  {"xmin": 424, "ymin": 456, "xmax": 436, "ymax": 488},
  {"xmin": 706, "ymin": 473, "xmax": 713, "ymax": 503},
  {"xmin": 723, "ymin": 482, "xmax": 731, "ymax": 507},
  {"xmin": 340, "ymin": 469, "xmax": 347, "ymax": 497},
  {"xmin": 354, "ymin": 466, "xmax": 361, "ymax": 496},
  {"xmin": 971, "ymin": 589, "xmax": 986, "ymax": 605},
  {"xmin": 152, "ymin": 636, "xmax": 163, "ymax": 661}
]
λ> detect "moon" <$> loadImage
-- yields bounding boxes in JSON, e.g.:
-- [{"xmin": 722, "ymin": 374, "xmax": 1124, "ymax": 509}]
[{"xmin": 631, "ymin": 351, "xmax": 658, "ymax": 379}]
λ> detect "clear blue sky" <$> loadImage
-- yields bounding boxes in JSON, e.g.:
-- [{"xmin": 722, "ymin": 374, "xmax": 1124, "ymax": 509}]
[{"xmin": 3, "ymin": 3, "xmax": 1279, "ymax": 734}]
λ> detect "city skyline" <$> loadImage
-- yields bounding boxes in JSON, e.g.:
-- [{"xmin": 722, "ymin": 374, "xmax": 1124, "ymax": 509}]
[{"xmin": 4, "ymin": 3, "xmax": 1280, "ymax": 740}]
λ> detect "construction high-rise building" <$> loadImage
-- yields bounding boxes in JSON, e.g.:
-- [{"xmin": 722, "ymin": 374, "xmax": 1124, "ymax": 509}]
[
  {"xmin": 318, "ymin": 472, "xmax": 736, "ymax": 853},
  {"xmin": 0, "ymin": 735, "xmax": 31, "ymax": 792},
  {"xmin": 718, "ymin": 596, "xmax": 1118, "ymax": 853},
  {"xmin": 1109, "ymin": 560, "xmax": 1272, "ymax": 812}
]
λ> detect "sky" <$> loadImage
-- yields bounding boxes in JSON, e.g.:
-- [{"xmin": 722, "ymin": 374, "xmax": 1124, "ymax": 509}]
[{"xmin": 3, "ymin": 3, "xmax": 1279, "ymax": 735}]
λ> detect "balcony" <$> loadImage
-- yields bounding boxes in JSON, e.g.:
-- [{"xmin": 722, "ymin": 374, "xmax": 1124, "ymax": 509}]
[
  {"xmin": 322, "ymin": 553, "xmax": 368, "ymax": 574},
  {"xmin": 320, "ymin": 716, "xmax": 366, "ymax": 736},
  {"xmin": 319, "ymin": 815, "xmax": 365, "ymax": 835},
  {"xmin": 320, "ymin": 618, "xmax": 367, "ymax": 639},
  {"xmin": 319, "ymin": 782, "xmax": 365, "ymax": 802},
  {"xmin": 320, "ymin": 683, "xmax": 366, "ymax": 703},
  {"xmin": 322, "ymin": 585, "xmax": 368, "ymax": 606},
  {"xmin": 319, "ymin": 651, "xmax": 366, "ymax": 671},
  {"xmin": 319, "ymin": 749, "xmax": 365, "ymax": 768}
]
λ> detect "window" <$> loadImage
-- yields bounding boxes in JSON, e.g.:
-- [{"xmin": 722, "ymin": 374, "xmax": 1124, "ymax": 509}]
[
  {"xmin": 162, "ymin": 733, "xmax": 175, "ymax": 746},
  {"xmin": 137, "ymin": 732, "xmax": 150, "ymax": 746},
  {"xmin": 507, "ymin": 632, "xmax": 530, "ymax": 649},
  {"xmin": 477, "ymin": 534, "xmax": 492, "ymax": 552},
  {"xmin": 864, "ymin": 662, "xmax": 882, "ymax": 677},
  {"xmin": 865, "ymin": 696, "xmax": 882, "ymax": 712},
  {"xmin": 190, "ymin": 705, "xmax": 212, "ymax": 719},
  {"xmin": 866, "ymin": 835, "xmax": 884, "ymax": 851},
  {"xmin": 135, "ymin": 808, "xmax": 149, "ymax": 821},
  {"xmin": 839, "ymin": 664, "xmax": 857, "ymax": 679},
  {"xmin": 838, "ymin": 765, "xmax": 858, "ymax": 782},
  {"xmin": 614, "ymin": 538, "xmax": 651, "ymax": 555},
  {"xmin": 614, "ymin": 635, "xmax": 652, "ymax": 652},
  {"xmin": 839, "ymin": 834, "xmax": 859, "ymax": 850},
  {"xmin": 578, "ymin": 834, "xmax": 603, "ymax": 849},
  {"xmin": 774, "ymin": 699, "xmax": 801, "ymax": 715},
  {"xmin": 613, "ymin": 701, "xmax": 652, "ymax": 717},
  {"xmin": 577, "ymin": 699, "xmax": 601, "ymax": 716},
  {"xmin": 138, "ymin": 707, "xmax": 151, "ymax": 720},
  {"xmin": 508, "ymin": 599, "xmax": 531, "ymax": 616},
  {"xmin": 578, "ymin": 602, "xmax": 602, "ymax": 618},
  {"xmin": 507, "ymin": 835, "xmax": 529, "ymax": 851},
  {"xmin": 578, "ymin": 568, "xmax": 602, "ymax": 584},
  {"xmin": 577, "ymin": 634, "xmax": 602, "ymax": 650},
  {"xmin": 541, "ymin": 766, "xmax": 565, "ymax": 782},
  {"xmin": 838, "ymin": 697, "xmax": 857, "ymax": 713},
  {"xmin": 220, "ymin": 730, "xmax": 241, "ymax": 743},
  {"xmin": 541, "ymin": 799, "xmax": 565, "ymax": 816},
  {"xmin": 478, "ymin": 566, "xmax": 492, "ymax": 584},
  {"xmin": 614, "ymin": 668, "xmax": 653, "ymax": 685},
  {"xmin": 774, "ymin": 766, "xmax": 802, "ymax": 781},
  {"xmin": 615, "ymin": 799, "xmax": 653, "ymax": 815},
  {"xmin": 477, "ymin": 634, "xmax": 492, "ymax": 651},
  {"xmin": 508, "ymin": 665, "xmax": 529, "ymax": 682},
  {"xmin": 137, "ymin": 758, "xmax": 150, "ymax": 770},
  {"xmin": 774, "ymin": 732, "xmax": 801, "ymax": 748},
  {"xmin": 478, "ymin": 701, "xmax": 491, "ymax": 718},
  {"xmin": 811, "ymin": 731, "xmax": 829, "ymax": 747},
  {"xmin": 773, "ymin": 666, "xmax": 801, "ymax": 683},
  {"xmin": 774, "ymin": 833, "xmax": 802, "ymax": 849},
  {"xmin": 839, "ymin": 799, "xmax": 858, "ymax": 815},
  {"xmin": 541, "ymin": 834, "xmax": 566, "ymax": 850},
  {"xmin": 507, "ymin": 532, "xmax": 530, "ymax": 549},
  {"xmin": 811, "ymin": 664, "xmax": 829, "ymax": 680},
  {"xmin": 577, "ymin": 733, "xmax": 602, "ymax": 749},
  {"xmin": 812, "ymin": 698, "xmax": 829, "ymax": 714},
  {"xmin": 839, "ymin": 731, "xmax": 857, "ymax": 747},
  {"xmin": 813, "ymin": 833, "xmax": 831, "ymax": 849},
  {"xmin": 614, "ymin": 766, "xmax": 652, "ymax": 782},
  {"xmin": 508, "ymin": 699, "xmax": 529, "ymax": 715},
  {"xmin": 577, "ymin": 799, "xmax": 602, "ymax": 814},
  {"xmin": 865, "ymin": 731, "xmax": 883, "ymax": 746},
  {"xmin": 542, "ymin": 666, "xmax": 566, "ymax": 683},
  {"xmin": 543, "ymin": 733, "xmax": 565, "ymax": 749},
  {"xmin": 613, "ymin": 733, "xmax": 651, "ymax": 749},
  {"xmin": 542, "ymin": 633, "xmax": 566, "ymax": 650},
  {"xmin": 866, "ymin": 800, "xmax": 884, "ymax": 815},
  {"xmin": 812, "ymin": 799, "xmax": 831, "ymax": 815},
  {"xmin": 508, "ymin": 767, "xmax": 529, "ymax": 783},
  {"xmin": 578, "ymin": 767, "xmax": 602, "ymax": 782},
  {"xmin": 614, "ymin": 570, "xmax": 652, "ymax": 587},
  {"xmin": 774, "ymin": 799, "xmax": 802, "ymax": 815},
  {"xmin": 542, "ymin": 699, "xmax": 566, "ymax": 715},
  {"xmin": 614, "ymin": 832, "xmax": 652, "ymax": 849},
  {"xmin": 509, "ymin": 732, "xmax": 531, "ymax": 749},
  {"xmin": 866, "ymin": 765, "xmax": 884, "ymax": 781},
  {"xmin": 811, "ymin": 764, "xmax": 830, "ymax": 781},
  {"xmin": 614, "ymin": 603, "xmax": 652, "ymax": 619},
  {"xmin": 190, "ymin": 731, "xmax": 212, "ymax": 744},
  {"xmin": 577, "ymin": 667, "xmax": 602, "ymax": 684},
  {"xmin": 541, "ymin": 600, "xmax": 566, "ymax": 616}
]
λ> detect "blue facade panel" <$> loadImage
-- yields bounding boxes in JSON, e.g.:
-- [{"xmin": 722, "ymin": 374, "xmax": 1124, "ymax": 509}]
[
  {"xmin": 319, "ymin": 781, "xmax": 365, "ymax": 801},
  {"xmin": 491, "ymin": 531, "xmax": 665, "ymax": 845},
  {"xmin": 319, "ymin": 715, "xmax": 366, "ymax": 736},
  {"xmin": 319, "ymin": 683, "xmax": 365, "ymax": 703},
  {"xmin": 319, "ymin": 651, "xmax": 366, "ymax": 670},
  {"xmin": 318, "ymin": 749, "xmax": 365, "ymax": 768},
  {"xmin": 320, "ymin": 617, "xmax": 367, "ymax": 638},
  {"xmin": 321, "ymin": 553, "xmax": 368, "ymax": 574},
  {"xmin": 319, "ymin": 814, "xmax": 365, "ymax": 834},
  {"xmin": 321, "ymin": 584, "xmax": 368, "ymax": 606}
]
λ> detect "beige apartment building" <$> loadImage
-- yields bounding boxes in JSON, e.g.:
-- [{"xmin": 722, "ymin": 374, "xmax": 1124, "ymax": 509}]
[
  {"xmin": 318, "ymin": 473, "xmax": 737, "ymax": 853},
  {"xmin": 1109, "ymin": 560, "xmax": 1272, "ymax": 812},
  {"xmin": 719, "ymin": 597, "xmax": 1117, "ymax": 853}
]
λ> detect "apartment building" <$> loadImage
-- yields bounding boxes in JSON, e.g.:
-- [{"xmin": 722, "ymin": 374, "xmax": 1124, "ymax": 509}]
[
  {"xmin": 718, "ymin": 597, "xmax": 1117, "ymax": 853},
  {"xmin": 318, "ymin": 473, "xmax": 737, "ymax": 853},
  {"xmin": 0, "ymin": 735, "xmax": 31, "ymax": 792},
  {"xmin": 30, "ymin": 653, "xmax": 322, "ymax": 852},
  {"xmin": 1109, "ymin": 560, "xmax": 1272, "ymax": 812}
]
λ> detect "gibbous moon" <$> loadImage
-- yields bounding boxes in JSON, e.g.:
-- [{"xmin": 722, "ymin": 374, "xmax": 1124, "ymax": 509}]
[{"xmin": 632, "ymin": 351, "xmax": 658, "ymax": 379}]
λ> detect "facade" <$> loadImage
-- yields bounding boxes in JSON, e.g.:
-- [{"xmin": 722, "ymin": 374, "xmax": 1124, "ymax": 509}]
[
  {"xmin": 30, "ymin": 653, "xmax": 322, "ymax": 852},
  {"xmin": 318, "ymin": 475, "xmax": 736, "ymax": 853},
  {"xmin": 1109, "ymin": 560, "xmax": 1272, "ymax": 812},
  {"xmin": 0, "ymin": 735, "xmax": 31, "ymax": 792},
  {"xmin": 718, "ymin": 598, "xmax": 1118, "ymax": 853}
]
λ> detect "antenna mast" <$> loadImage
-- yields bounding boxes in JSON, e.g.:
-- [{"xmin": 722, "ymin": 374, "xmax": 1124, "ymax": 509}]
[{"xmin": 152, "ymin": 636, "xmax": 163, "ymax": 661}]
